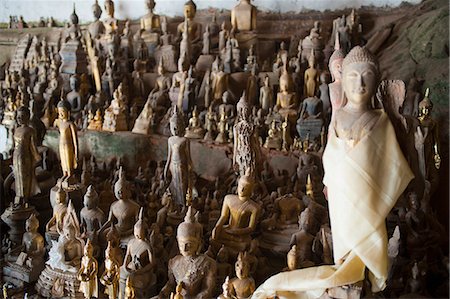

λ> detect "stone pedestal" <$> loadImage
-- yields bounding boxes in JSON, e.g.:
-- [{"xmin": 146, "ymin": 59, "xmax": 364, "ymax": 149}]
[
  {"xmin": 35, "ymin": 266, "xmax": 83, "ymax": 298},
  {"xmin": 1, "ymin": 205, "xmax": 37, "ymax": 247}
]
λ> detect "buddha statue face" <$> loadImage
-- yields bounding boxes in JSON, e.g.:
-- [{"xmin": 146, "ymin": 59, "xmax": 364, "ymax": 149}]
[
  {"xmin": 184, "ymin": 2, "xmax": 196, "ymax": 20},
  {"xmin": 342, "ymin": 62, "xmax": 377, "ymax": 108},
  {"xmin": 64, "ymin": 223, "xmax": 76, "ymax": 240},
  {"xmin": 70, "ymin": 75, "xmax": 79, "ymax": 91},
  {"xmin": 104, "ymin": 0, "xmax": 114, "ymax": 17},
  {"xmin": 330, "ymin": 58, "xmax": 343, "ymax": 81},
  {"xmin": 178, "ymin": 236, "xmax": 201, "ymax": 257},
  {"xmin": 26, "ymin": 215, "xmax": 39, "ymax": 233},
  {"xmin": 16, "ymin": 108, "xmax": 30, "ymax": 126},
  {"xmin": 84, "ymin": 241, "xmax": 94, "ymax": 256},
  {"xmin": 408, "ymin": 192, "xmax": 419, "ymax": 211},
  {"xmin": 134, "ymin": 223, "xmax": 146, "ymax": 239},
  {"xmin": 58, "ymin": 107, "xmax": 69, "ymax": 120},
  {"xmin": 237, "ymin": 176, "xmax": 253, "ymax": 200},
  {"xmin": 235, "ymin": 256, "xmax": 250, "ymax": 279},
  {"xmin": 146, "ymin": 0, "xmax": 155, "ymax": 12}
]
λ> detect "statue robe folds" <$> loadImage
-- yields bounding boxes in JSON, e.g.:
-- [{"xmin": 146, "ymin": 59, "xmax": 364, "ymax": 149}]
[{"xmin": 252, "ymin": 112, "xmax": 413, "ymax": 299}]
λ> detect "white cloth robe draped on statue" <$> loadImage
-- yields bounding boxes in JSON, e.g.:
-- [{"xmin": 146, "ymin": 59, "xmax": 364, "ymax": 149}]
[{"xmin": 252, "ymin": 111, "xmax": 413, "ymax": 299}]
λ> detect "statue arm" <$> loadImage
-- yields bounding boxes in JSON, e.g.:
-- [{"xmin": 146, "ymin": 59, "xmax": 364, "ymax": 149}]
[
  {"xmin": 252, "ymin": 7, "xmax": 257, "ymax": 31},
  {"xmin": 212, "ymin": 199, "xmax": 230, "ymax": 239},
  {"xmin": 140, "ymin": 18, "xmax": 145, "ymax": 30},
  {"xmin": 164, "ymin": 142, "xmax": 172, "ymax": 182},
  {"xmin": 46, "ymin": 216, "xmax": 56, "ymax": 231},
  {"xmin": 30, "ymin": 131, "xmax": 41, "ymax": 164},
  {"xmin": 231, "ymin": 10, "xmax": 237, "ymax": 31},
  {"xmin": 198, "ymin": 260, "xmax": 217, "ymax": 299},
  {"xmin": 99, "ymin": 210, "xmax": 114, "ymax": 232},
  {"xmin": 70, "ymin": 123, "xmax": 78, "ymax": 169},
  {"xmin": 159, "ymin": 260, "xmax": 176, "ymax": 297}
]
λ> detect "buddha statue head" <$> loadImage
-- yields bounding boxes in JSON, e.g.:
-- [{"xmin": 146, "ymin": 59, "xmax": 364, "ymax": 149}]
[
  {"xmin": 287, "ymin": 245, "xmax": 298, "ymax": 270},
  {"xmin": 84, "ymin": 238, "xmax": 94, "ymax": 257},
  {"xmin": 177, "ymin": 206, "xmax": 203, "ymax": 257},
  {"xmin": 105, "ymin": 240, "xmax": 114, "ymax": 258},
  {"xmin": 26, "ymin": 213, "xmax": 39, "ymax": 233},
  {"xmin": 279, "ymin": 69, "xmax": 292, "ymax": 93},
  {"xmin": 418, "ymin": 88, "xmax": 432, "ymax": 121},
  {"xmin": 183, "ymin": 0, "xmax": 197, "ymax": 20},
  {"xmin": 16, "ymin": 106, "xmax": 30, "ymax": 126},
  {"xmin": 70, "ymin": 3, "xmax": 79, "ymax": 26},
  {"xmin": 299, "ymin": 208, "xmax": 313, "ymax": 233},
  {"xmin": 57, "ymin": 98, "xmax": 72, "ymax": 121},
  {"xmin": 83, "ymin": 185, "xmax": 99, "ymax": 210},
  {"xmin": 170, "ymin": 105, "xmax": 185, "ymax": 137},
  {"xmin": 342, "ymin": 46, "xmax": 379, "ymax": 108},
  {"xmin": 308, "ymin": 49, "xmax": 315, "ymax": 68},
  {"xmin": 114, "ymin": 167, "xmax": 130, "ymax": 200},
  {"xmin": 134, "ymin": 208, "xmax": 147, "ymax": 240},
  {"xmin": 328, "ymin": 45, "xmax": 345, "ymax": 82},
  {"xmin": 237, "ymin": 168, "xmax": 254, "ymax": 201},
  {"xmin": 146, "ymin": 0, "xmax": 156, "ymax": 12},
  {"xmin": 92, "ymin": 0, "xmax": 102, "ymax": 20},
  {"xmin": 235, "ymin": 251, "xmax": 251, "ymax": 279},
  {"xmin": 63, "ymin": 220, "xmax": 77, "ymax": 240},
  {"xmin": 237, "ymin": 92, "xmax": 250, "ymax": 120},
  {"xmin": 407, "ymin": 191, "xmax": 419, "ymax": 212},
  {"xmin": 104, "ymin": 0, "xmax": 115, "ymax": 17}
]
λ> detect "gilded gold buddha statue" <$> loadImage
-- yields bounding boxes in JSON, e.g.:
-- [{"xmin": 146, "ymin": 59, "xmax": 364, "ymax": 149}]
[
  {"xmin": 100, "ymin": 241, "xmax": 121, "ymax": 299},
  {"xmin": 276, "ymin": 69, "xmax": 298, "ymax": 122},
  {"xmin": 212, "ymin": 169, "xmax": 260, "ymax": 255}
]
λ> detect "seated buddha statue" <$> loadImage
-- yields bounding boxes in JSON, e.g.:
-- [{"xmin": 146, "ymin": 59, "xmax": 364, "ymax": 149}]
[
  {"xmin": 140, "ymin": 0, "xmax": 161, "ymax": 43},
  {"xmin": 263, "ymin": 120, "xmax": 282, "ymax": 150},
  {"xmin": 158, "ymin": 207, "xmax": 216, "ymax": 298},
  {"xmin": 120, "ymin": 208, "xmax": 156, "ymax": 298},
  {"xmin": 132, "ymin": 100, "xmax": 155, "ymax": 135},
  {"xmin": 4, "ymin": 213, "xmax": 45, "ymax": 284},
  {"xmin": 260, "ymin": 194, "xmax": 304, "ymax": 255},
  {"xmin": 212, "ymin": 169, "xmax": 260, "ymax": 256},
  {"xmin": 87, "ymin": 109, "xmax": 103, "ymax": 131},
  {"xmin": 230, "ymin": 0, "xmax": 258, "ymax": 48},
  {"xmin": 46, "ymin": 183, "xmax": 68, "ymax": 244},
  {"xmin": 36, "ymin": 202, "xmax": 84, "ymax": 298},
  {"xmin": 289, "ymin": 208, "xmax": 316, "ymax": 268},
  {"xmin": 184, "ymin": 106, "xmax": 205, "ymax": 139},
  {"xmin": 149, "ymin": 60, "xmax": 172, "ymax": 115},
  {"xmin": 80, "ymin": 185, "xmax": 105, "ymax": 256},
  {"xmin": 102, "ymin": 0, "xmax": 120, "ymax": 43},
  {"xmin": 102, "ymin": 88, "xmax": 128, "ymax": 132},
  {"xmin": 100, "ymin": 168, "xmax": 140, "ymax": 247},
  {"xmin": 276, "ymin": 68, "xmax": 298, "ymax": 123},
  {"xmin": 230, "ymin": 251, "xmax": 256, "ymax": 299}
]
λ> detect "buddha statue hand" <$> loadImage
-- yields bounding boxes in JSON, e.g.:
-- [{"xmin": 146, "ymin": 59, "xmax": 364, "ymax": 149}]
[{"xmin": 212, "ymin": 225, "xmax": 222, "ymax": 240}]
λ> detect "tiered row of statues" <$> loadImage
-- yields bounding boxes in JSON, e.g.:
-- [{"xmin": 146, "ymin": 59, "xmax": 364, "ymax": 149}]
[{"xmin": 0, "ymin": 0, "xmax": 447, "ymax": 298}]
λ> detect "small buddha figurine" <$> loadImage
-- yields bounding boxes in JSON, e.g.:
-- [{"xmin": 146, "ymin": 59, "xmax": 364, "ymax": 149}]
[
  {"xmin": 102, "ymin": 0, "xmax": 120, "ymax": 41},
  {"xmin": 120, "ymin": 208, "xmax": 155, "ymax": 298},
  {"xmin": 230, "ymin": 252, "xmax": 256, "ymax": 299},
  {"xmin": 215, "ymin": 110, "xmax": 229, "ymax": 144},
  {"xmin": 149, "ymin": 60, "xmax": 172, "ymax": 114},
  {"xmin": 12, "ymin": 106, "xmax": 41, "ymax": 206},
  {"xmin": 204, "ymin": 105, "xmax": 218, "ymax": 141},
  {"xmin": 231, "ymin": 0, "xmax": 257, "ymax": 32},
  {"xmin": 80, "ymin": 185, "xmax": 105, "ymax": 250},
  {"xmin": 159, "ymin": 206, "xmax": 217, "ymax": 298},
  {"xmin": 217, "ymin": 276, "xmax": 235, "ymax": 299},
  {"xmin": 299, "ymin": 96, "xmax": 323, "ymax": 121},
  {"xmin": 176, "ymin": 0, "xmax": 202, "ymax": 50},
  {"xmin": 102, "ymin": 88, "xmax": 128, "ymax": 132},
  {"xmin": 88, "ymin": 0, "xmax": 105, "ymax": 39},
  {"xmin": 276, "ymin": 68, "xmax": 298, "ymax": 122},
  {"xmin": 101, "ymin": 167, "xmax": 140, "ymax": 245},
  {"xmin": 67, "ymin": 74, "xmax": 83, "ymax": 122},
  {"xmin": 212, "ymin": 169, "xmax": 260, "ymax": 255},
  {"xmin": 289, "ymin": 208, "xmax": 316, "ymax": 268},
  {"xmin": 46, "ymin": 183, "xmax": 68, "ymax": 235},
  {"xmin": 54, "ymin": 99, "xmax": 79, "ymax": 188},
  {"xmin": 211, "ymin": 60, "xmax": 229, "ymax": 103},
  {"xmin": 100, "ymin": 241, "xmax": 121, "ymax": 299},
  {"xmin": 318, "ymin": 72, "xmax": 331, "ymax": 120},
  {"xmin": 218, "ymin": 22, "xmax": 228, "ymax": 52},
  {"xmin": 328, "ymin": 40, "xmax": 345, "ymax": 117},
  {"xmin": 202, "ymin": 24, "xmax": 211, "ymax": 55},
  {"xmin": 164, "ymin": 106, "xmax": 193, "ymax": 207},
  {"xmin": 185, "ymin": 106, "xmax": 205, "ymax": 139},
  {"xmin": 140, "ymin": 0, "xmax": 161, "ymax": 42},
  {"xmin": 244, "ymin": 44, "xmax": 257, "ymax": 72},
  {"xmin": 132, "ymin": 100, "xmax": 155, "ymax": 135},
  {"xmin": 77, "ymin": 239, "xmax": 99, "ymax": 299},
  {"xmin": 259, "ymin": 75, "xmax": 273, "ymax": 115},
  {"xmin": 106, "ymin": 224, "xmax": 124, "ymax": 265},
  {"xmin": 4, "ymin": 213, "xmax": 45, "ymax": 282},
  {"xmin": 264, "ymin": 120, "xmax": 282, "ymax": 150},
  {"xmin": 304, "ymin": 50, "xmax": 319, "ymax": 97},
  {"xmin": 87, "ymin": 109, "xmax": 103, "ymax": 131},
  {"xmin": 282, "ymin": 116, "xmax": 293, "ymax": 151}
]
